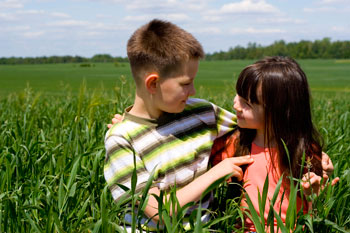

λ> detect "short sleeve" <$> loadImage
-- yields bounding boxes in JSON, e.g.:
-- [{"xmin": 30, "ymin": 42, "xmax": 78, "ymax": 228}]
[
  {"xmin": 104, "ymin": 134, "xmax": 151, "ymax": 202},
  {"xmin": 211, "ymin": 103, "xmax": 237, "ymax": 137}
]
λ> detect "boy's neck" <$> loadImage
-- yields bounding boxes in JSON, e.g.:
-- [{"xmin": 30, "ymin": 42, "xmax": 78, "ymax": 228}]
[{"xmin": 129, "ymin": 93, "xmax": 162, "ymax": 120}]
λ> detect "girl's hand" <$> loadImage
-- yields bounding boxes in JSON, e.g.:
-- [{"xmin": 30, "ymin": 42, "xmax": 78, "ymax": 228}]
[
  {"xmin": 107, "ymin": 114, "xmax": 123, "ymax": 128},
  {"xmin": 302, "ymin": 172, "xmax": 340, "ymax": 196},
  {"xmin": 302, "ymin": 172, "xmax": 321, "ymax": 196},
  {"xmin": 321, "ymin": 152, "xmax": 334, "ymax": 177},
  {"xmin": 321, "ymin": 152, "xmax": 340, "ymax": 186},
  {"xmin": 209, "ymin": 155, "xmax": 254, "ymax": 181}
]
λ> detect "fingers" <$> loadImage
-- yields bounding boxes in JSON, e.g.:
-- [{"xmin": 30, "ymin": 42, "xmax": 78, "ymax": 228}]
[
  {"xmin": 226, "ymin": 156, "xmax": 253, "ymax": 181},
  {"xmin": 302, "ymin": 172, "xmax": 321, "ymax": 196},
  {"xmin": 227, "ymin": 156, "xmax": 254, "ymax": 166},
  {"xmin": 108, "ymin": 114, "xmax": 123, "ymax": 128},
  {"xmin": 230, "ymin": 166, "xmax": 244, "ymax": 181},
  {"xmin": 212, "ymin": 156, "xmax": 253, "ymax": 182},
  {"xmin": 111, "ymin": 118, "xmax": 119, "ymax": 124},
  {"xmin": 321, "ymin": 152, "xmax": 334, "ymax": 177},
  {"xmin": 331, "ymin": 177, "xmax": 340, "ymax": 186},
  {"xmin": 114, "ymin": 114, "xmax": 123, "ymax": 120}
]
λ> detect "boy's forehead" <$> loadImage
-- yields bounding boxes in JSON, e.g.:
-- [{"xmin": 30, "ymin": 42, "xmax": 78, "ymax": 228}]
[{"xmin": 160, "ymin": 58, "xmax": 199, "ymax": 78}]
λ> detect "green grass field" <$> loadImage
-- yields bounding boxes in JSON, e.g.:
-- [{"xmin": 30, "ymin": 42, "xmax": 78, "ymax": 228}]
[
  {"xmin": 0, "ymin": 60, "xmax": 349, "ymax": 232},
  {"xmin": 1, "ymin": 59, "xmax": 350, "ymax": 95}
]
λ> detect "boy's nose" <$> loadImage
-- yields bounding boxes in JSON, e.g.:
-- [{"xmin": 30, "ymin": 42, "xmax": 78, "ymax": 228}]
[{"xmin": 188, "ymin": 84, "xmax": 196, "ymax": 96}]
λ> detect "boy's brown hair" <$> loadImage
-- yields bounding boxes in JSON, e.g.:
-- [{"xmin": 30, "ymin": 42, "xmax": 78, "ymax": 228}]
[{"xmin": 127, "ymin": 19, "xmax": 204, "ymax": 85}]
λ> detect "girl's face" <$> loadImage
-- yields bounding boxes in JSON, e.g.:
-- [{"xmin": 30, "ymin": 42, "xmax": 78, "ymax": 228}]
[{"xmin": 233, "ymin": 93, "xmax": 265, "ymax": 131}]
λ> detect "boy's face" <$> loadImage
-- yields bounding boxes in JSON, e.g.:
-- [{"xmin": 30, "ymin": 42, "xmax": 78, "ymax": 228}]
[{"xmin": 153, "ymin": 59, "xmax": 198, "ymax": 116}]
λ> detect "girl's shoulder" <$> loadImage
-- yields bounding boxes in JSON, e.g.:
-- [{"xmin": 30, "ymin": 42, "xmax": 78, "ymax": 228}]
[{"xmin": 210, "ymin": 130, "xmax": 239, "ymax": 166}]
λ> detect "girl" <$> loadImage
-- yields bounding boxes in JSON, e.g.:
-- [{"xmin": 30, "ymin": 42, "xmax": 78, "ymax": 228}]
[{"xmin": 211, "ymin": 56, "xmax": 326, "ymax": 232}]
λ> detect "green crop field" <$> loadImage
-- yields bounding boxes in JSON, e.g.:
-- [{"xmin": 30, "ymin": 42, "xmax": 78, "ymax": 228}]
[
  {"xmin": 0, "ymin": 60, "xmax": 349, "ymax": 232},
  {"xmin": 1, "ymin": 59, "xmax": 350, "ymax": 95}
]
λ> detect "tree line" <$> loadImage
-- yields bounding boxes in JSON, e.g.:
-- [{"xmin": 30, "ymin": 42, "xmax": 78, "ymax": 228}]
[
  {"xmin": 1, "ymin": 38, "xmax": 350, "ymax": 65},
  {"xmin": 0, "ymin": 54, "xmax": 128, "ymax": 65},
  {"xmin": 205, "ymin": 38, "xmax": 350, "ymax": 60}
]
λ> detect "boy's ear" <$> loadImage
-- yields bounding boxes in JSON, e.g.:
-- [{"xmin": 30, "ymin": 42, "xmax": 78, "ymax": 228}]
[{"xmin": 145, "ymin": 73, "xmax": 159, "ymax": 94}]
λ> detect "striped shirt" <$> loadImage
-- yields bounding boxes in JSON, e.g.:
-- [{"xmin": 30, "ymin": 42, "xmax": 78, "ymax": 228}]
[{"xmin": 104, "ymin": 98, "xmax": 237, "ymax": 202}]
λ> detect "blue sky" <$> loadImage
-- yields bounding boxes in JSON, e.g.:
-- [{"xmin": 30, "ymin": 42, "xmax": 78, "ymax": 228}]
[{"xmin": 0, "ymin": 0, "xmax": 349, "ymax": 57}]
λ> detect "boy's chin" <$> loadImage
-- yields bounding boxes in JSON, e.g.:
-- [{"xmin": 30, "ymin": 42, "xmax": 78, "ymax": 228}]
[{"xmin": 165, "ymin": 107, "xmax": 186, "ymax": 114}]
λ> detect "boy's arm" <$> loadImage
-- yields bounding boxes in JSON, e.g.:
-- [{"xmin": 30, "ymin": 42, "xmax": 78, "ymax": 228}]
[
  {"xmin": 143, "ymin": 156, "xmax": 254, "ymax": 221},
  {"xmin": 104, "ymin": 132, "xmax": 152, "ymax": 203}
]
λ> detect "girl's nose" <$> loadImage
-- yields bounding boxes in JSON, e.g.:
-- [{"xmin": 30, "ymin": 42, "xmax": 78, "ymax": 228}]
[{"xmin": 233, "ymin": 95, "xmax": 242, "ymax": 111}]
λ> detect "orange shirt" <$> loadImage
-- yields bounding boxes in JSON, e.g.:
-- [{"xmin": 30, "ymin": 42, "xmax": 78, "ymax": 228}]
[{"xmin": 210, "ymin": 134, "xmax": 308, "ymax": 232}]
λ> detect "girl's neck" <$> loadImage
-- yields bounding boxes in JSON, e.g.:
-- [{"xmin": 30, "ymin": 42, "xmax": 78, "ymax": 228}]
[
  {"xmin": 253, "ymin": 129, "xmax": 277, "ymax": 148},
  {"xmin": 253, "ymin": 129, "xmax": 265, "ymax": 147}
]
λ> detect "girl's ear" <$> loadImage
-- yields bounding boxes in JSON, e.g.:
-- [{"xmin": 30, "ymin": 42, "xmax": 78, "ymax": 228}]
[{"xmin": 145, "ymin": 73, "xmax": 159, "ymax": 94}]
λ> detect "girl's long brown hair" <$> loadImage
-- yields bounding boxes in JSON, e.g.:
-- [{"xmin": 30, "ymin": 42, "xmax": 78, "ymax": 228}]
[{"xmin": 234, "ymin": 56, "xmax": 323, "ymax": 179}]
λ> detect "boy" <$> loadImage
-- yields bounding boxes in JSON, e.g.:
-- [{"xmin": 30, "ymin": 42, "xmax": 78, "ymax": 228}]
[{"xmin": 104, "ymin": 19, "xmax": 253, "ymax": 229}]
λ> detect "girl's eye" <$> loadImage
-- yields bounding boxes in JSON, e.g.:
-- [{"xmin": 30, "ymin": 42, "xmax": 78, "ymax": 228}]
[{"xmin": 243, "ymin": 101, "xmax": 251, "ymax": 107}]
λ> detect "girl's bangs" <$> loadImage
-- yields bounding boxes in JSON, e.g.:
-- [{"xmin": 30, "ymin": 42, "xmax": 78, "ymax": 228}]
[{"xmin": 236, "ymin": 68, "xmax": 261, "ymax": 104}]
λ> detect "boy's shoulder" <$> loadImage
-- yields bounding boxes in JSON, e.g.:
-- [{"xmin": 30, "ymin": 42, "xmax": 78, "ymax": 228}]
[
  {"xmin": 105, "ymin": 117, "xmax": 147, "ymax": 140},
  {"xmin": 185, "ymin": 98, "xmax": 214, "ymax": 110}
]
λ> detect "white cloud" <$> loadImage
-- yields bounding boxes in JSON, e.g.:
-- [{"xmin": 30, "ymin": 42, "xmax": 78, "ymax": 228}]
[
  {"xmin": 124, "ymin": 0, "xmax": 207, "ymax": 13},
  {"xmin": 257, "ymin": 17, "xmax": 305, "ymax": 24},
  {"xmin": 16, "ymin": 9, "xmax": 46, "ymax": 15},
  {"xmin": 0, "ymin": 0, "xmax": 24, "ymax": 9},
  {"xmin": 321, "ymin": 0, "xmax": 349, "ymax": 4},
  {"xmin": 123, "ymin": 15, "xmax": 153, "ymax": 22},
  {"xmin": 0, "ymin": 25, "xmax": 30, "ymax": 32},
  {"xmin": 123, "ymin": 13, "xmax": 190, "ymax": 22},
  {"xmin": 220, "ymin": 0, "xmax": 280, "ymax": 14},
  {"xmin": 82, "ymin": 31, "xmax": 101, "ymax": 36},
  {"xmin": 202, "ymin": 15, "xmax": 223, "ymax": 22},
  {"xmin": 96, "ymin": 14, "xmax": 112, "ymax": 19},
  {"xmin": 125, "ymin": 0, "xmax": 177, "ymax": 11},
  {"xmin": 22, "ymin": 31, "xmax": 45, "ymax": 38},
  {"xmin": 191, "ymin": 27, "xmax": 222, "ymax": 34},
  {"xmin": 230, "ymin": 27, "xmax": 285, "ymax": 34},
  {"xmin": 303, "ymin": 7, "xmax": 336, "ymax": 12},
  {"xmin": 331, "ymin": 26, "xmax": 347, "ymax": 32},
  {"xmin": 165, "ymin": 13, "xmax": 191, "ymax": 21},
  {"xmin": 50, "ymin": 12, "xmax": 70, "ymax": 18},
  {"xmin": 0, "ymin": 12, "xmax": 18, "ymax": 21},
  {"xmin": 46, "ymin": 20, "xmax": 90, "ymax": 27}
]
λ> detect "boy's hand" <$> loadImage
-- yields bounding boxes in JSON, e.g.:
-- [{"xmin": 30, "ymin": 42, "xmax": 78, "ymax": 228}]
[
  {"xmin": 107, "ymin": 114, "xmax": 123, "ymax": 128},
  {"xmin": 209, "ymin": 155, "xmax": 254, "ymax": 182}
]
